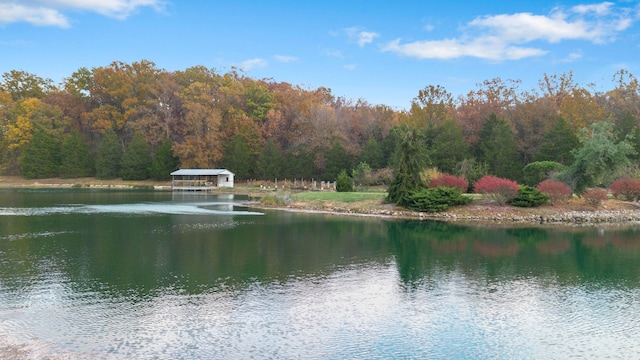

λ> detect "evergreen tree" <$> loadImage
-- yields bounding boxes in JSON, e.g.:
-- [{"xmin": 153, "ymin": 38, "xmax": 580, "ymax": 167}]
[
  {"xmin": 283, "ymin": 147, "xmax": 316, "ymax": 179},
  {"xmin": 359, "ymin": 136, "xmax": 384, "ymax": 169},
  {"xmin": 59, "ymin": 130, "xmax": 93, "ymax": 178},
  {"xmin": 428, "ymin": 119, "xmax": 469, "ymax": 173},
  {"xmin": 381, "ymin": 127, "xmax": 401, "ymax": 168},
  {"xmin": 149, "ymin": 139, "xmax": 179, "ymax": 181},
  {"xmin": 335, "ymin": 169, "xmax": 353, "ymax": 192},
  {"xmin": 222, "ymin": 135, "xmax": 253, "ymax": 180},
  {"xmin": 559, "ymin": 120, "xmax": 635, "ymax": 193},
  {"xmin": 255, "ymin": 138, "xmax": 282, "ymax": 179},
  {"xmin": 95, "ymin": 129, "xmax": 123, "ymax": 180},
  {"xmin": 536, "ymin": 117, "xmax": 580, "ymax": 165},
  {"xmin": 120, "ymin": 132, "xmax": 152, "ymax": 180},
  {"xmin": 475, "ymin": 113, "xmax": 522, "ymax": 181},
  {"xmin": 386, "ymin": 127, "xmax": 428, "ymax": 206},
  {"xmin": 324, "ymin": 140, "xmax": 351, "ymax": 180},
  {"xmin": 615, "ymin": 111, "xmax": 637, "ymax": 142},
  {"xmin": 20, "ymin": 129, "xmax": 60, "ymax": 179}
]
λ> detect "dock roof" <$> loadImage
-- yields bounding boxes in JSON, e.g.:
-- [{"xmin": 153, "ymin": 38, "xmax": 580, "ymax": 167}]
[{"xmin": 170, "ymin": 169, "xmax": 234, "ymax": 176}]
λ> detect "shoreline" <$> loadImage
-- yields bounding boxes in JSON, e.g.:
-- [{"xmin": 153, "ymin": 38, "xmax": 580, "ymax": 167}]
[{"xmin": 3, "ymin": 176, "xmax": 640, "ymax": 226}]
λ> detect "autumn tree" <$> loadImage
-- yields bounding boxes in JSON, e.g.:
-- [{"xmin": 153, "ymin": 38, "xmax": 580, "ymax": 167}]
[
  {"xmin": 1, "ymin": 70, "xmax": 53, "ymax": 101},
  {"xmin": 173, "ymin": 81, "xmax": 223, "ymax": 168},
  {"xmin": 408, "ymin": 85, "xmax": 454, "ymax": 128}
]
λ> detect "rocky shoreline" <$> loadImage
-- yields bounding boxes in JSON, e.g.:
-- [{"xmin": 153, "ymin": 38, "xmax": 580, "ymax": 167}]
[{"xmin": 257, "ymin": 200, "xmax": 640, "ymax": 226}]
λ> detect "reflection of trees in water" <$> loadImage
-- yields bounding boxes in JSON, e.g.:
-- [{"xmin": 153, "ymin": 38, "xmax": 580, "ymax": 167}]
[
  {"xmin": 473, "ymin": 238, "xmax": 519, "ymax": 257},
  {"xmin": 389, "ymin": 220, "xmax": 640, "ymax": 288},
  {"xmin": 535, "ymin": 239, "xmax": 570, "ymax": 255}
]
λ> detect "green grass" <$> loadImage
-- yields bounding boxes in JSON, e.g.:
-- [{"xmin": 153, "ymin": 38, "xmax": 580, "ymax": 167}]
[{"xmin": 291, "ymin": 191, "xmax": 386, "ymax": 203}]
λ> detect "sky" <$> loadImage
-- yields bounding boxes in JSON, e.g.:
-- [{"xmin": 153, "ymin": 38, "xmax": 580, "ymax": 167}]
[{"xmin": 1, "ymin": 0, "xmax": 640, "ymax": 109}]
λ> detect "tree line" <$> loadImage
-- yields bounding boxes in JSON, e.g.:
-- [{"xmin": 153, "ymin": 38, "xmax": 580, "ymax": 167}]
[{"xmin": 1, "ymin": 60, "xmax": 640, "ymax": 185}]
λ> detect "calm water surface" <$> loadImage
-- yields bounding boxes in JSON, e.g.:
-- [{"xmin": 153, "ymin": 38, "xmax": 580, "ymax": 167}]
[{"xmin": 1, "ymin": 189, "xmax": 639, "ymax": 359}]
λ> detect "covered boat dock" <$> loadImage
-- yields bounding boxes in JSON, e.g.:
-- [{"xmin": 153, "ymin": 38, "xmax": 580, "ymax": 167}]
[{"xmin": 170, "ymin": 169, "xmax": 234, "ymax": 191}]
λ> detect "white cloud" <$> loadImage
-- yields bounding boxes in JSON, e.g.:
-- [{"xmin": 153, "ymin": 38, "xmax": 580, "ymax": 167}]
[
  {"xmin": 274, "ymin": 55, "xmax": 298, "ymax": 63},
  {"xmin": 382, "ymin": 1, "xmax": 634, "ymax": 61},
  {"xmin": 0, "ymin": 3, "xmax": 70, "ymax": 27},
  {"xmin": 0, "ymin": 0, "xmax": 164, "ymax": 27},
  {"xmin": 343, "ymin": 64, "xmax": 356, "ymax": 70},
  {"xmin": 239, "ymin": 58, "xmax": 267, "ymax": 71},
  {"xmin": 345, "ymin": 27, "xmax": 379, "ymax": 47}
]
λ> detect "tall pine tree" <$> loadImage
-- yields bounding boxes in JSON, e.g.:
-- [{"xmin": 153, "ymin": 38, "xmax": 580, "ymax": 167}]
[
  {"xmin": 149, "ymin": 139, "xmax": 179, "ymax": 181},
  {"xmin": 536, "ymin": 116, "xmax": 580, "ymax": 165},
  {"xmin": 475, "ymin": 113, "xmax": 522, "ymax": 181},
  {"xmin": 20, "ymin": 129, "xmax": 60, "ymax": 179},
  {"xmin": 59, "ymin": 130, "xmax": 93, "ymax": 178},
  {"xmin": 120, "ymin": 132, "xmax": 152, "ymax": 180},
  {"xmin": 95, "ymin": 129, "xmax": 123, "ymax": 179},
  {"xmin": 255, "ymin": 138, "xmax": 282, "ymax": 180},
  {"xmin": 386, "ymin": 127, "xmax": 428, "ymax": 206}
]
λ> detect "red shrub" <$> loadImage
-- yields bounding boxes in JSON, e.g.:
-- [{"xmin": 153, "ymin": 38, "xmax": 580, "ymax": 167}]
[
  {"xmin": 429, "ymin": 174, "xmax": 469, "ymax": 192},
  {"xmin": 536, "ymin": 180, "xmax": 572, "ymax": 205},
  {"xmin": 609, "ymin": 178, "xmax": 640, "ymax": 201},
  {"xmin": 582, "ymin": 188, "xmax": 608, "ymax": 207},
  {"xmin": 474, "ymin": 176, "xmax": 519, "ymax": 204}
]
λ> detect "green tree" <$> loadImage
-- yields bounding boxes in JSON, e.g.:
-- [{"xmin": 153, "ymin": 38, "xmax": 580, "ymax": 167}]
[
  {"xmin": 20, "ymin": 129, "xmax": 60, "ymax": 179},
  {"xmin": 95, "ymin": 129, "xmax": 123, "ymax": 179},
  {"xmin": 559, "ymin": 120, "xmax": 635, "ymax": 193},
  {"xmin": 120, "ymin": 132, "xmax": 152, "ymax": 180},
  {"xmin": 475, "ymin": 113, "xmax": 522, "ymax": 181},
  {"xmin": 427, "ymin": 119, "xmax": 469, "ymax": 173},
  {"xmin": 149, "ymin": 139, "xmax": 179, "ymax": 181},
  {"xmin": 59, "ymin": 130, "xmax": 93, "ymax": 178},
  {"xmin": 535, "ymin": 117, "xmax": 580, "ymax": 165},
  {"xmin": 324, "ymin": 140, "xmax": 351, "ymax": 181},
  {"xmin": 336, "ymin": 169, "xmax": 353, "ymax": 192},
  {"xmin": 386, "ymin": 127, "xmax": 428, "ymax": 206},
  {"xmin": 283, "ymin": 147, "xmax": 316, "ymax": 179},
  {"xmin": 255, "ymin": 138, "xmax": 282, "ymax": 179},
  {"xmin": 359, "ymin": 136, "xmax": 384, "ymax": 169},
  {"xmin": 223, "ymin": 135, "xmax": 253, "ymax": 180}
]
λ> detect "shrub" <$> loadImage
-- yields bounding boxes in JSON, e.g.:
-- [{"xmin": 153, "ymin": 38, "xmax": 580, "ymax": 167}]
[
  {"xmin": 523, "ymin": 161, "xmax": 566, "ymax": 186},
  {"xmin": 406, "ymin": 187, "xmax": 472, "ymax": 212},
  {"xmin": 474, "ymin": 176, "xmax": 520, "ymax": 204},
  {"xmin": 536, "ymin": 180, "xmax": 572, "ymax": 205},
  {"xmin": 582, "ymin": 188, "xmax": 608, "ymax": 207},
  {"xmin": 429, "ymin": 174, "xmax": 469, "ymax": 192},
  {"xmin": 336, "ymin": 170, "xmax": 353, "ymax": 192},
  {"xmin": 420, "ymin": 167, "xmax": 442, "ymax": 186},
  {"xmin": 609, "ymin": 178, "xmax": 640, "ymax": 201},
  {"xmin": 510, "ymin": 185, "xmax": 549, "ymax": 207}
]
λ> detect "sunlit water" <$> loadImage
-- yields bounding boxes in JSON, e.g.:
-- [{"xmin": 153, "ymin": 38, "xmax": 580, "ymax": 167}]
[{"xmin": 1, "ymin": 189, "xmax": 640, "ymax": 359}]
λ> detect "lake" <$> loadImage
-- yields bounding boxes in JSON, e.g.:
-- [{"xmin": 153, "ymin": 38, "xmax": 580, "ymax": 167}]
[{"xmin": 1, "ymin": 189, "xmax": 639, "ymax": 359}]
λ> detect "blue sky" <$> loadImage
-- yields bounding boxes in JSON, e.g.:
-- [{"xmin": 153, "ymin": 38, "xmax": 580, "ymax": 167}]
[{"xmin": 1, "ymin": 1, "xmax": 639, "ymax": 109}]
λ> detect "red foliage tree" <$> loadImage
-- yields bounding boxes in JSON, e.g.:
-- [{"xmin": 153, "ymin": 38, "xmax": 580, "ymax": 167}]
[
  {"xmin": 429, "ymin": 173, "xmax": 469, "ymax": 192},
  {"xmin": 474, "ymin": 175, "xmax": 519, "ymax": 204},
  {"xmin": 609, "ymin": 178, "xmax": 640, "ymax": 201},
  {"xmin": 536, "ymin": 180, "xmax": 572, "ymax": 205}
]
